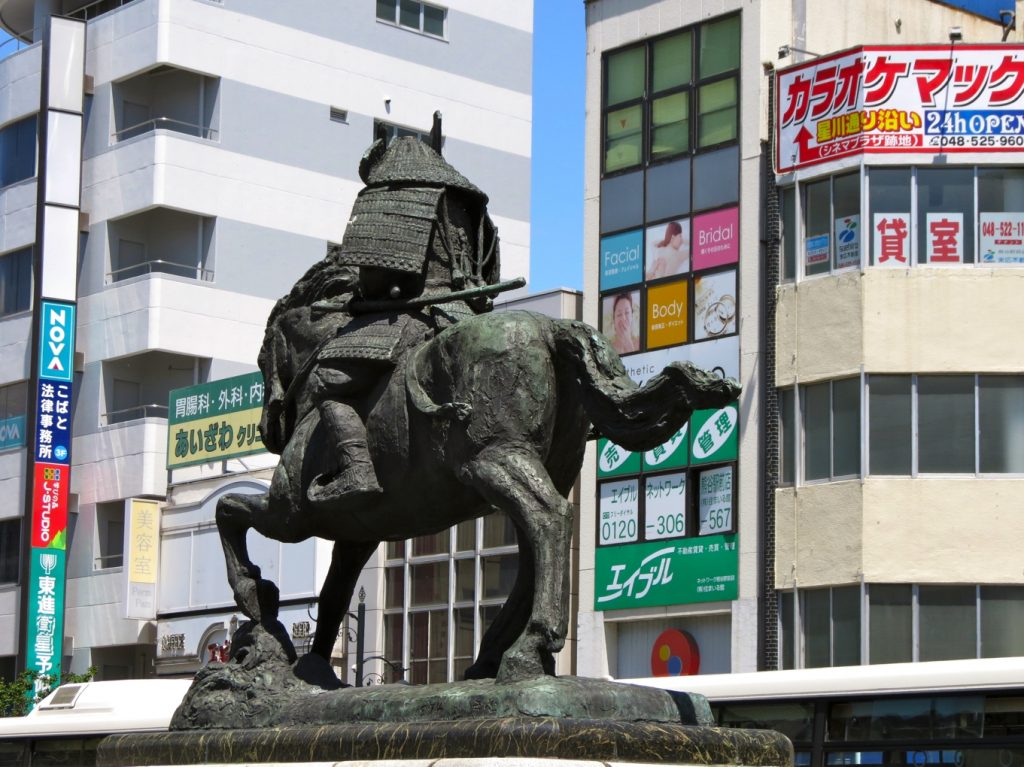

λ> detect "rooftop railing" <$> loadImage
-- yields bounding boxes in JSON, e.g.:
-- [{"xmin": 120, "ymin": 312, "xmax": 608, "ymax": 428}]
[
  {"xmin": 112, "ymin": 116, "xmax": 219, "ymax": 143},
  {"xmin": 102, "ymin": 403, "xmax": 169, "ymax": 426},
  {"xmin": 106, "ymin": 259, "xmax": 214, "ymax": 284}
]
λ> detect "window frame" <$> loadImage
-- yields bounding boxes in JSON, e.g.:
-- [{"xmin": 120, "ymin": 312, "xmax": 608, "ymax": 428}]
[
  {"xmin": 781, "ymin": 376, "xmax": 863, "ymax": 486},
  {"xmin": 375, "ymin": 0, "xmax": 447, "ymax": 40}
]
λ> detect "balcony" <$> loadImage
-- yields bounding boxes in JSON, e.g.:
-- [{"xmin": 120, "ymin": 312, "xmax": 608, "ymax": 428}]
[
  {"xmin": 101, "ymin": 350, "xmax": 208, "ymax": 426},
  {"xmin": 112, "ymin": 65, "xmax": 219, "ymax": 145},
  {"xmin": 106, "ymin": 208, "xmax": 215, "ymax": 285},
  {"xmin": 0, "ymin": 0, "xmax": 141, "ymax": 42}
]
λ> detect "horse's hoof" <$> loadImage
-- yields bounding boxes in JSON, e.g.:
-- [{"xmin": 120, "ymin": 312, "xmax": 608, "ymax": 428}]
[
  {"xmin": 495, "ymin": 650, "xmax": 546, "ymax": 684},
  {"xmin": 257, "ymin": 578, "xmax": 281, "ymax": 619}
]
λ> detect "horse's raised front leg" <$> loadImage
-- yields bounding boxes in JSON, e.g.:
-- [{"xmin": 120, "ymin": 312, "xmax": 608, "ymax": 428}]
[
  {"xmin": 216, "ymin": 492, "xmax": 280, "ymax": 622},
  {"xmin": 463, "ymin": 447, "xmax": 573, "ymax": 682}
]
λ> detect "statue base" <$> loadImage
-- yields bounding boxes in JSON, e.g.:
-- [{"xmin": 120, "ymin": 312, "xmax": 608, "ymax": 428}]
[{"xmin": 97, "ymin": 716, "xmax": 793, "ymax": 766}]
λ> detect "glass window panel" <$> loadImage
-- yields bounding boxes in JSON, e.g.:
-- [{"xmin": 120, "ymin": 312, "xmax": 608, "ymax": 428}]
[
  {"xmin": 428, "ymin": 660, "xmax": 447, "ymax": 684},
  {"xmin": 423, "ymin": 4, "xmax": 444, "ymax": 36},
  {"xmin": 699, "ymin": 16, "xmax": 740, "ymax": 78},
  {"xmin": 375, "ymin": 0, "xmax": 396, "ymax": 22},
  {"xmin": 868, "ymin": 168, "xmax": 911, "ymax": 265},
  {"xmin": 384, "ymin": 612, "xmax": 403, "ymax": 663},
  {"xmin": 918, "ymin": 167, "xmax": 974, "ymax": 264},
  {"xmin": 984, "ymin": 696, "xmax": 1024, "ymax": 737},
  {"xmin": 399, "ymin": 0, "xmax": 420, "ymax": 29},
  {"xmin": 780, "ymin": 590, "xmax": 795, "ymax": 670},
  {"xmin": 919, "ymin": 585, "xmax": 977, "ymax": 662},
  {"xmin": 651, "ymin": 92, "xmax": 689, "ymax": 159},
  {"xmin": 697, "ymin": 77, "xmax": 737, "ymax": 148},
  {"xmin": 779, "ymin": 388, "xmax": 795, "ymax": 485},
  {"xmin": 454, "ymin": 606, "xmax": 474, "ymax": 657},
  {"xmin": 0, "ymin": 248, "xmax": 32, "ymax": 317},
  {"xmin": 428, "ymin": 608, "xmax": 447, "ymax": 657},
  {"xmin": 607, "ymin": 46, "xmax": 645, "ymax": 106},
  {"xmin": 453, "ymin": 657, "xmax": 472, "ymax": 681},
  {"xmin": 782, "ymin": 186, "xmax": 797, "ymax": 281},
  {"xmin": 653, "ymin": 32, "xmax": 691, "ymax": 92},
  {"xmin": 646, "ymin": 158, "xmax": 690, "ymax": 222},
  {"xmin": 480, "ymin": 604, "xmax": 503, "ymax": 638},
  {"xmin": 833, "ymin": 378, "xmax": 860, "ymax": 477},
  {"xmin": 454, "ymin": 558, "xmax": 474, "ymax": 603},
  {"xmin": 869, "ymin": 376, "xmax": 912, "ymax": 475},
  {"xmin": 412, "ymin": 530, "xmax": 448, "ymax": 557},
  {"xmin": 832, "ymin": 586, "xmax": 861, "ymax": 666},
  {"xmin": 0, "ymin": 115, "xmax": 37, "ymax": 188},
  {"xmin": 979, "ymin": 376, "xmax": 1024, "ymax": 473},
  {"xmin": 410, "ymin": 562, "xmax": 448, "ymax": 606},
  {"xmin": 803, "ymin": 382, "xmax": 830, "ymax": 481},
  {"xmin": 0, "ymin": 519, "xmax": 19, "ymax": 584},
  {"xmin": 918, "ymin": 376, "xmax": 974, "ymax": 473},
  {"xmin": 717, "ymin": 702, "xmax": 815, "ymax": 742},
  {"xmin": 385, "ymin": 539, "xmax": 405, "ymax": 559},
  {"xmin": 981, "ymin": 586, "xmax": 1024, "ymax": 658},
  {"xmin": 693, "ymin": 145, "xmax": 738, "ymax": 210},
  {"xmin": 869, "ymin": 584, "xmax": 913, "ymax": 664},
  {"xmin": 385, "ymin": 566, "xmax": 404, "ymax": 609},
  {"xmin": 803, "ymin": 588, "xmax": 830, "ymax": 668},
  {"xmin": 455, "ymin": 520, "xmax": 475, "ymax": 552},
  {"xmin": 482, "ymin": 512, "xmax": 516, "ymax": 549},
  {"xmin": 833, "ymin": 172, "xmax": 861, "ymax": 271},
  {"xmin": 481, "ymin": 553, "xmax": 517, "ymax": 599},
  {"xmin": 605, "ymin": 105, "xmax": 643, "ymax": 172},
  {"xmin": 804, "ymin": 179, "xmax": 831, "ymax": 277},
  {"xmin": 409, "ymin": 611, "xmax": 429, "ymax": 658},
  {"xmin": 409, "ymin": 660, "xmax": 427, "ymax": 684},
  {"xmin": 601, "ymin": 172, "xmax": 644, "ymax": 233},
  {"xmin": 979, "ymin": 167, "xmax": 1024, "ymax": 212}
]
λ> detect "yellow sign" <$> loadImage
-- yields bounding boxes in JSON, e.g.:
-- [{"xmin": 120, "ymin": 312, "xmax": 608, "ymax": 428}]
[
  {"xmin": 128, "ymin": 499, "xmax": 159, "ymax": 584},
  {"xmin": 646, "ymin": 280, "xmax": 688, "ymax": 349},
  {"xmin": 167, "ymin": 406, "xmax": 264, "ymax": 469}
]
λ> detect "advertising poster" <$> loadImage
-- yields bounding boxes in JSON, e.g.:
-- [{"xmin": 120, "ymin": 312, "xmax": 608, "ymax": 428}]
[
  {"xmin": 34, "ymin": 380, "xmax": 72, "ymax": 464},
  {"xmin": 31, "ymin": 464, "xmax": 68, "ymax": 549},
  {"xmin": 601, "ymin": 290, "xmax": 642, "ymax": 356},
  {"xmin": 777, "ymin": 45, "xmax": 1024, "ymax": 173},
  {"xmin": 698, "ymin": 466, "xmax": 734, "ymax": 536},
  {"xmin": 643, "ymin": 424, "xmax": 689, "ymax": 472},
  {"xmin": 645, "ymin": 219, "xmax": 690, "ymax": 280},
  {"xmin": 594, "ymin": 534, "xmax": 738, "ymax": 610},
  {"xmin": 835, "ymin": 215, "xmax": 861, "ymax": 268},
  {"xmin": 980, "ymin": 212, "xmax": 1024, "ymax": 263},
  {"xmin": 694, "ymin": 270, "xmax": 736, "ymax": 341},
  {"xmin": 805, "ymin": 234, "xmax": 830, "ymax": 267},
  {"xmin": 598, "ymin": 479, "xmax": 639, "ymax": 546},
  {"xmin": 691, "ymin": 405, "xmax": 739, "ymax": 465},
  {"xmin": 646, "ymin": 280, "xmax": 688, "ymax": 349},
  {"xmin": 925, "ymin": 212, "xmax": 964, "ymax": 264},
  {"xmin": 600, "ymin": 229, "xmax": 644, "ymax": 290},
  {"xmin": 25, "ymin": 547, "xmax": 66, "ymax": 683},
  {"xmin": 167, "ymin": 372, "xmax": 265, "ymax": 469},
  {"xmin": 0, "ymin": 415, "xmax": 25, "ymax": 451},
  {"xmin": 622, "ymin": 335, "xmax": 739, "ymax": 387},
  {"xmin": 873, "ymin": 213, "xmax": 911, "ymax": 267},
  {"xmin": 125, "ymin": 499, "xmax": 160, "ymax": 620},
  {"xmin": 597, "ymin": 438, "xmax": 641, "ymax": 478},
  {"xmin": 692, "ymin": 207, "xmax": 739, "ymax": 270},
  {"xmin": 644, "ymin": 472, "xmax": 686, "ymax": 541}
]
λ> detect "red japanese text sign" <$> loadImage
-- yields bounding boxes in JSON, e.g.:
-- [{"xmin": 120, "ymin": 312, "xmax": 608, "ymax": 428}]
[
  {"xmin": 777, "ymin": 45, "xmax": 1024, "ymax": 173},
  {"xmin": 31, "ymin": 463, "xmax": 68, "ymax": 549}
]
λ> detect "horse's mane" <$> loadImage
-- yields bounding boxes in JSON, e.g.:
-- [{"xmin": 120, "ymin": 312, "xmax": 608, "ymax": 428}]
[{"xmin": 266, "ymin": 259, "xmax": 356, "ymax": 327}]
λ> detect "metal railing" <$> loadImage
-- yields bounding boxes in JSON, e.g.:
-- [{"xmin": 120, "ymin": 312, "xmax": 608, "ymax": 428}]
[
  {"xmin": 102, "ymin": 403, "xmax": 168, "ymax": 425},
  {"xmin": 113, "ymin": 116, "xmax": 218, "ymax": 142},
  {"xmin": 65, "ymin": 0, "xmax": 140, "ymax": 22},
  {"xmin": 0, "ymin": 33, "xmax": 36, "ymax": 61},
  {"xmin": 107, "ymin": 259, "xmax": 214, "ymax": 284},
  {"xmin": 94, "ymin": 553, "xmax": 124, "ymax": 569}
]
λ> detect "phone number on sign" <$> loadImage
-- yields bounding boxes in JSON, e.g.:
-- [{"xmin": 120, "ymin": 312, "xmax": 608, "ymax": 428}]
[{"xmin": 926, "ymin": 135, "xmax": 1024, "ymax": 148}]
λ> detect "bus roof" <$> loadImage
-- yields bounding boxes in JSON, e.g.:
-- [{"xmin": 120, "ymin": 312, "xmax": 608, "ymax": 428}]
[
  {"xmin": 0, "ymin": 679, "xmax": 192, "ymax": 738},
  {"xmin": 622, "ymin": 657, "xmax": 1024, "ymax": 701}
]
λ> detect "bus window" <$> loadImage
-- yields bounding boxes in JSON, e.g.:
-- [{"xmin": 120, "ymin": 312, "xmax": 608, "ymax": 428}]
[
  {"xmin": 983, "ymin": 696, "xmax": 1024, "ymax": 737},
  {"xmin": 31, "ymin": 736, "xmax": 101, "ymax": 766},
  {"xmin": 715, "ymin": 702, "xmax": 815, "ymax": 742},
  {"xmin": 828, "ymin": 697, "xmax": 983, "ymax": 741},
  {"xmin": 0, "ymin": 740, "xmax": 28, "ymax": 767}
]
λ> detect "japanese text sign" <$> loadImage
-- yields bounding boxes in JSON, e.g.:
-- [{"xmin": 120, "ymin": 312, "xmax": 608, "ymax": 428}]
[
  {"xmin": 34, "ymin": 380, "xmax": 72, "ymax": 464},
  {"xmin": 31, "ymin": 463, "xmax": 68, "ymax": 549},
  {"xmin": 873, "ymin": 213, "xmax": 911, "ymax": 267},
  {"xmin": 691, "ymin": 405, "xmax": 739, "ymax": 465},
  {"xmin": 980, "ymin": 212, "xmax": 1024, "ymax": 262},
  {"xmin": 598, "ymin": 479, "xmax": 639, "ymax": 545},
  {"xmin": 598, "ymin": 438, "xmax": 641, "ymax": 478},
  {"xmin": 698, "ymin": 466, "xmax": 734, "ymax": 536},
  {"xmin": 777, "ymin": 45, "xmax": 1024, "ymax": 173},
  {"xmin": 25, "ymin": 548, "xmax": 65, "ymax": 693},
  {"xmin": 646, "ymin": 280, "xmax": 688, "ymax": 349},
  {"xmin": 645, "ymin": 472, "xmax": 686, "ymax": 541},
  {"xmin": 925, "ymin": 212, "xmax": 964, "ymax": 263},
  {"xmin": 167, "ymin": 372, "xmax": 265, "ymax": 468},
  {"xmin": 600, "ymin": 229, "xmax": 644, "ymax": 290},
  {"xmin": 595, "ymin": 534, "xmax": 738, "ymax": 610},
  {"xmin": 125, "ymin": 499, "xmax": 160, "ymax": 619}
]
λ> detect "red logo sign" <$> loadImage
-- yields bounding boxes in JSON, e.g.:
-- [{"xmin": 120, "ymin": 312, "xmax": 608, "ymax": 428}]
[
  {"xmin": 650, "ymin": 628, "xmax": 700, "ymax": 676},
  {"xmin": 31, "ymin": 463, "xmax": 68, "ymax": 549}
]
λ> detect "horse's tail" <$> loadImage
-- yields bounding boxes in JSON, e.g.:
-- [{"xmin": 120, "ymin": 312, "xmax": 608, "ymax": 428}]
[{"xmin": 550, "ymin": 320, "xmax": 740, "ymax": 452}]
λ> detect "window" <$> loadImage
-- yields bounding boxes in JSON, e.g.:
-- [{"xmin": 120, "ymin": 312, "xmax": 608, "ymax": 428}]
[
  {"xmin": 868, "ymin": 375, "xmax": 1024, "ymax": 476},
  {"xmin": 0, "ymin": 115, "xmax": 37, "ymax": 188},
  {"xmin": 382, "ymin": 513, "xmax": 517, "ymax": 684},
  {"xmin": 0, "ymin": 247, "xmax": 32, "ymax": 317},
  {"xmin": 0, "ymin": 518, "xmax": 19, "ymax": 584},
  {"xmin": 376, "ymin": 0, "xmax": 446, "ymax": 38},
  {"xmin": 602, "ymin": 15, "xmax": 740, "ymax": 174},
  {"xmin": 373, "ymin": 119, "xmax": 433, "ymax": 146},
  {"xmin": 95, "ymin": 501, "xmax": 124, "ymax": 569},
  {"xmin": 781, "ymin": 584, "xmax": 1024, "ymax": 667},
  {"xmin": 0, "ymin": 381, "xmax": 27, "ymax": 452},
  {"xmin": 780, "ymin": 378, "xmax": 860, "ymax": 484},
  {"xmin": 918, "ymin": 167, "xmax": 973, "ymax": 264}
]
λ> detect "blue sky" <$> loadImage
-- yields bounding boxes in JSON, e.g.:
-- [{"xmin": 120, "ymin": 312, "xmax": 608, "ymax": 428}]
[{"xmin": 0, "ymin": 4, "xmax": 585, "ymax": 292}]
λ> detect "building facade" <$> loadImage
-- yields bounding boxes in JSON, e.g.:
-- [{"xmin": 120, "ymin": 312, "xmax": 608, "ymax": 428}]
[
  {"xmin": 0, "ymin": 0, "xmax": 531, "ymax": 681},
  {"xmin": 581, "ymin": 0, "xmax": 1024, "ymax": 679}
]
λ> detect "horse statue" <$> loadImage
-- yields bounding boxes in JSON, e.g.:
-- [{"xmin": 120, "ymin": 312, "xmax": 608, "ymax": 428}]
[{"xmin": 212, "ymin": 123, "xmax": 740, "ymax": 687}]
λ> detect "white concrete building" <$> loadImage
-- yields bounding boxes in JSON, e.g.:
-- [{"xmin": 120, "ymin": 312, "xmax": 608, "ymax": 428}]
[
  {"xmin": 0, "ymin": 0, "xmax": 532, "ymax": 681},
  {"xmin": 581, "ymin": 0, "xmax": 1024, "ymax": 679}
]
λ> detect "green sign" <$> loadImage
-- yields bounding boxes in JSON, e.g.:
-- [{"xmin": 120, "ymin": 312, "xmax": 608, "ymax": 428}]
[
  {"xmin": 597, "ymin": 438, "xmax": 641, "ymax": 477},
  {"xmin": 643, "ymin": 424, "xmax": 689, "ymax": 471},
  {"xmin": 594, "ymin": 534, "xmax": 737, "ymax": 610},
  {"xmin": 167, "ymin": 372, "xmax": 265, "ymax": 468},
  {"xmin": 690, "ymin": 403, "xmax": 738, "ymax": 465},
  {"xmin": 25, "ymin": 547, "xmax": 66, "ymax": 696}
]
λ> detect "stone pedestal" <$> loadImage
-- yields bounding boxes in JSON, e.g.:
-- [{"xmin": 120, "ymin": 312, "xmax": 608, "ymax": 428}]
[{"xmin": 97, "ymin": 717, "xmax": 793, "ymax": 766}]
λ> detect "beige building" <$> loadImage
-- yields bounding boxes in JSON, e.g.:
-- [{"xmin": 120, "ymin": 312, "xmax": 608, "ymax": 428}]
[{"xmin": 581, "ymin": 0, "xmax": 1024, "ymax": 678}]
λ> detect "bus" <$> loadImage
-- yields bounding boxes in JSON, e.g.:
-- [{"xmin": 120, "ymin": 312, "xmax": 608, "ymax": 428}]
[
  {"xmin": 0, "ymin": 678, "xmax": 191, "ymax": 766},
  {"xmin": 625, "ymin": 657, "xmax": 1024, "ymax": 767}
]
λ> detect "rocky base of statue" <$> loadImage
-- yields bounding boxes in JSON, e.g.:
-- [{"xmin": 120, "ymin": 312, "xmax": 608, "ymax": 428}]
[{"xmin": 170, "ymin": 621, "xmax": 710, "ymax": 731}]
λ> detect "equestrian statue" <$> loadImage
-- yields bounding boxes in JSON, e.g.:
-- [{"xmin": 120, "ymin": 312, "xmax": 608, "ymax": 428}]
[{"xmin": 207, "ymin": 114, "xmax": 740, "ymax": 697}]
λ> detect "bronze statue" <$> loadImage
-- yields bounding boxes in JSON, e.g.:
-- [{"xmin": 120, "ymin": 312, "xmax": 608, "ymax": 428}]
[{"xmin": 212, "ymin": 116, "xmax": 740, "ymax": 692}]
